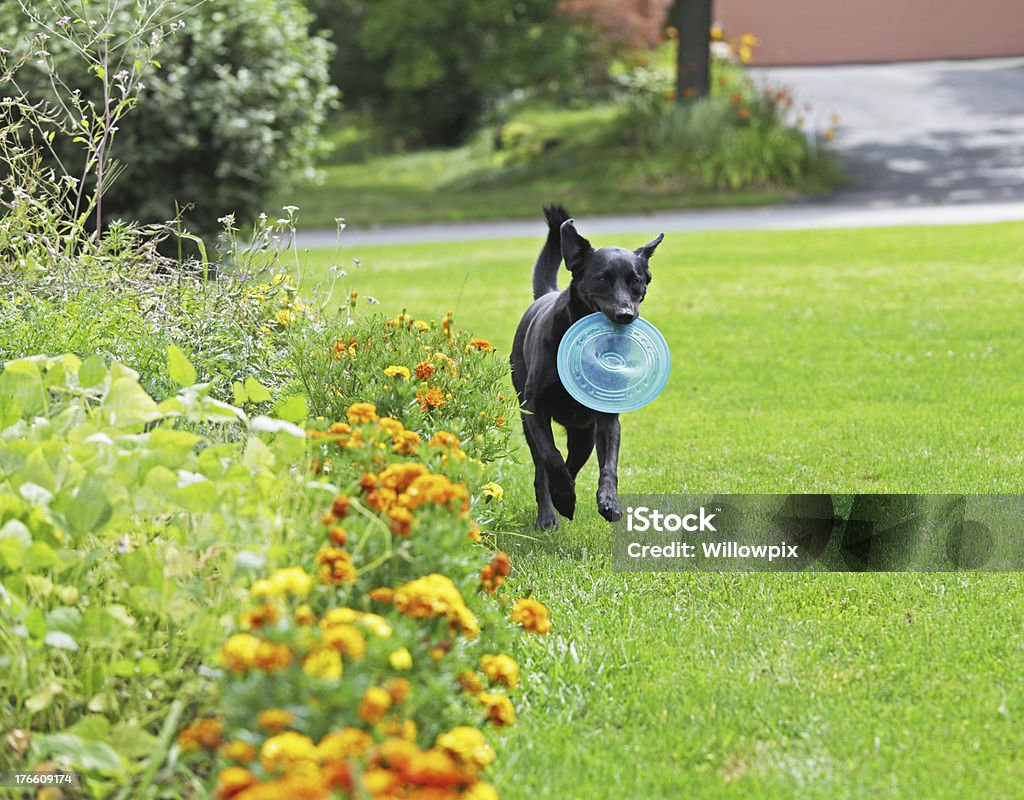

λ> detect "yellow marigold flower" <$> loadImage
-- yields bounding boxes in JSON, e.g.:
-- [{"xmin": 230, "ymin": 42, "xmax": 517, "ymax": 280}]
[
  {"xmin": 358, "ymin": 686, "xmax": 393, "ymax": 725},
  {"xmin": 294, "ymin": 604, "xmax": 316, "ymax": 626},
  {"xmin": 377, "ymin": 737, "xmax": 418, "ymax": 772},
  {"xmin": 467, "ymin": 337, "xmax": 494, "ymax": 353},
  {"xmin": 477, "ymin": 692, "xmax": 516, "ymax": 727},
  {"xmin": 178, "ymin": 717, "xmax": 222, "ymax": 752},
  {"xmin": 464, "ymin": 781, "xmax": 501, "ymax": 800},
  {"xmin": 321, "ymin": 606, "xmax": 360, "ymax": 625},
  {"xmin": 259, "ymin": 731, "xmax": 319, "ymax": 776},
  {"xmin": 481, "ymin": 482, "xmax": 503, "ymax": 502},
  {"xmin": 302, "ymin": 647, "xmax": 343, "ymax": 680},
  {"xmin": 252, "ymin": 566, "xmax": 313, "ymax": 599},
  {"xmin": 412, "ymin": 320, "xmax": 430, "ymax": 332},
  {"xmin": 346, "ymin": 402, "xmax": 378, "ymax": 424},
  {"xmin": 220, "ymin": 634, "xmax": 293, "ymax": 674},
  {"xmin": 318, "ymin": 728, "xmax": 374, "ymax": 762},
  {"xmin": 220, "ymin": 740, "xmax": 257, "ymax": 763},
  {"xmin": 389, "ymin": 647, "xmax": 413, "ymax": 671},
  {"xmin": 458, "ymin": 670, "xmax": 484, "ymax": 695},
  {"xmin": 429, "ymin": 646, "xmax": 447, "ymax": 661},
  {"xmin": 362, "ymin": 767, "xmax": 400, "ymax": 796},
  {"xmin": 710, "ymin": 22, "xmax": 723, "ymax": 40},
  {"xmin": 214, "ymin": 766, "xmax": 258, "ymax": 798},
  {"xmin": 360, "ymin": 612, "xmax": 392, "ymax": 638},
  {"xmin": 238, "ymin": 602, "xmax": 280, "ymax": 631},
  {"xmin": 509, "ymin": 597, "xmax": 552, "ymax": 635},
  {"xmin": 321, "ymin": 623, "xmax": 367, "ymax": 660},
  {"xmin": 479, "ymin": 654, "xmax": 520, "ymax": 689},
  {"xmin": 416, "ymin": 385, "xmax": 447, "ymax": 411},
  {"xmin": 415, "ymin": 360, "xmax": 435, "ymax": 380},
  {"xmin": 467, "ymin": 521, "xmax": 482, "ymax": 543},
  {"xmin": 256, "ymin": 709, "xmax": 294, "ymax": 733},
  {"xmin": 387, "ymin": 505, "xmax": 413, "ymax": 537},
  {"xmin": 436, "ymin": 726, "xmax": 495, "ymax": 774},
  {"xmin": 383, "ymin": 365, "xmax": 411, "ymax": 380}
]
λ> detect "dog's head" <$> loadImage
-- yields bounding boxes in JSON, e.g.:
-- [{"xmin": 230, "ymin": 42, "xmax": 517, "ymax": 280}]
[{"xmin": 560, "ymin": 219, "xmax": 664, "ymax": 325}]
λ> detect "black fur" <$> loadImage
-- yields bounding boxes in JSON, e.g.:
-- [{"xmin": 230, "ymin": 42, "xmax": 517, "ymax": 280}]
[{"xmin": 510, "ymin": 206, "xmax": 664, "ymax": 529}]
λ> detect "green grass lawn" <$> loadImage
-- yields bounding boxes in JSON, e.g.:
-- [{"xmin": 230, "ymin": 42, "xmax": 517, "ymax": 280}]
[
  {"xmin": 301, "ymin": 222, "xmax": 1024, "ymax": 798},
  {"xmin": 278, "ymin": 104, "xmax": 831, "ymax": 229}
]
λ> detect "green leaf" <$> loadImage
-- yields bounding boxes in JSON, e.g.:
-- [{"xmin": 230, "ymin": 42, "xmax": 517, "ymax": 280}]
[
  {"xmin": 25, "ymin": 541, "xmax": 63, "ymax": 572},
  {"xmin": 276, "ymin": 394, "xmax": 308, "ymax": 423},
  {"xmin": 0, "ymin": 536, "xmax": 25, "ymax": 569},
  {"xmin": 101, "ymin": 377, "xmax": 162, "ymax": 427},
  {"xmin": 78, "ymin": 354, "xmax": 108, "ymax": 389},
  {"xmin": 67, "ymin": 715, "xmax": 111, "ymax": 742},
  {"xmin": 232, "ymin": 381, "xmax": 248, "ymax": 405},
  {"xmin": 167, "ymin": 346, "xmax": 197, "ymax": 387},
  {"xmin": 66, "ymin": 474, "xmax": 112, "ymax": 534},
  {"xmin": 34, "ymin": 733, "xmax": 123, "ymax": 773},
  {"xmin": 244, "ymin": 376, "xmax": 272, "ymax": 403},
  {"xmin": 0, "ymin": 359, "xmax": 46, "ymax": 416}
]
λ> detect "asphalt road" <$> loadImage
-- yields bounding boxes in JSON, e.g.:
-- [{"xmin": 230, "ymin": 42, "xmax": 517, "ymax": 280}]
[{"xmin": 295, "ymin": 57, "xmax": 1024, "ymax": 248}]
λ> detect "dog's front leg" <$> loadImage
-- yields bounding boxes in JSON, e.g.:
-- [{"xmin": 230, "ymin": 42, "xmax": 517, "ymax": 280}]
[
  {"xmin": 522, "ymin": 405, "xmax": 575, "ymax": 524},
  {"xmin": 595, "ymin": 413, "xmax": 623, "ymax": 522}
]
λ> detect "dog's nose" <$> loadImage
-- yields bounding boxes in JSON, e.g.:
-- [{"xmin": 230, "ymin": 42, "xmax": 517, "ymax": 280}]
[{"xmin": 613, "ymin": 310, "xmax": 637, "ymax": 324}]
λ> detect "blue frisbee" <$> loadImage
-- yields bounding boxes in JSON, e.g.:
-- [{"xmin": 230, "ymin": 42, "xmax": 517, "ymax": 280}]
[{"xmin": 557, "ymin": 313, "xmax": 671, "ymax": 414}]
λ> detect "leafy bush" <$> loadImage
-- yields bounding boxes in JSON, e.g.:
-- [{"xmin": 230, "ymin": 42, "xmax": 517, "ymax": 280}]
[
  {"xmin": 306, "ymin": 0, "xmax": 587, "ymax": 146},
  {"xmin": 612, "ymin": 49, "xmax": 840, "ymax": 193},
  {"xmin": 1, "ymin": 0, "xmax": 337, "ymax": 239}
]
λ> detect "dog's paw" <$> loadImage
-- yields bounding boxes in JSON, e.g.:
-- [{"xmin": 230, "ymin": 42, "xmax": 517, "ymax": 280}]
[
  {"xmin": 547, "ymin": 466, "xmax": 576, "ymax": 520},
  {"xmin": 597, "ymin": 490, "xmax": 623, "ymax": 522},
  {"xmin": 535, "ymin": 509, "xmax": 559, "ymax": 530}
]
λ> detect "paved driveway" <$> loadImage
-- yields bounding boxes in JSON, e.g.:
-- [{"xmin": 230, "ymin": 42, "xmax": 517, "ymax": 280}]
[{"xmin": 754, "ymin": 57, "xmax": 1024, "ymax": 205}]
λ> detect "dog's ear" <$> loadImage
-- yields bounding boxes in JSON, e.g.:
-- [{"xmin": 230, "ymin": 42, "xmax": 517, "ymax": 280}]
[
  {"xmin": 560, "ymin": 219, "xmax": 592, "ymax": 273},
  {"xmin": 635, "ymin": 232, "xmax": 664, "ymax": 261}
]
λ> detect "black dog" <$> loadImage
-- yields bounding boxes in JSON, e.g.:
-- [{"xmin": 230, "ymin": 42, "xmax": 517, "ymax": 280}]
[{"xmin": 510, "ymin": 206, "xmax": 663, "ymax": 529}]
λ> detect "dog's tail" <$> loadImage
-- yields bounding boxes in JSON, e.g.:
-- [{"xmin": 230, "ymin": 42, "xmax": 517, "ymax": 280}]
[{"xmin": 533, "ymin": 204, "xmax": 570, "ymax": 299}]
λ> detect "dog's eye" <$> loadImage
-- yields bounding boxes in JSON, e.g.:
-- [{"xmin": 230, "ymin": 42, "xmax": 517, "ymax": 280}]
[{"xmin": 596, "ymin": 275, "xmax": 609, "ymax": 284}]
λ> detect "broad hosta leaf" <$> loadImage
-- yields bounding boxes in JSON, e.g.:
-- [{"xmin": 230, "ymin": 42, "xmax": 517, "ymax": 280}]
[
  {"xmin": 100, "ymin": 377, "xmax": 162, "ymax": 427},
  {"xmin": 0, "ymin": 360, "xmax": 46, "ymax": 416},
  {"xmin": 167, "ymin": 345, "xmax": 197, "ymax": 387}
]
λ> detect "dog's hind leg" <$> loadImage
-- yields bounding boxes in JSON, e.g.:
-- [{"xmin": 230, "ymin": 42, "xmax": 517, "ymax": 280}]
[
  {"xmin": 565, "ymin": 425, "xmax": 595, "ymax": 480},
  {"xmin": 594, "ymin": 413, "xmax": 623, "ymax": 522},
  {"xmin": 522, "ymin": 405, "xmax": 576, "ymax": 524}
]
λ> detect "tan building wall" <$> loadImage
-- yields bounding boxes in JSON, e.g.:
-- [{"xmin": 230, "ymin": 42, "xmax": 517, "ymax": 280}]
[{"xmin": 714, "ymin": 0, "xmax": 1024, "ymax": 64}]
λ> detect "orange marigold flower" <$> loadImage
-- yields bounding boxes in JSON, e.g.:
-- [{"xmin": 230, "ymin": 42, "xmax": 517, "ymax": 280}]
[
  {"xmin": 220, "ymin": 634, "xmax": 293, "ymax": 674},
  {"xmin": 416, "ymin": 385, "xmax": 447, "ymax": 411},
  {"xmin": 457, "ymin": 670, "xmax": 483, "ymax": 695},
  {"xmin": 738, "ymin": 106, "xmax": 751, "ymax": 120},
  {"xmin": 387, "ymin": 676, "xmax": 412, "ymax": 704},
  {"xmin": 331, "ymin": 495, "xmax": 350, "ymax": 519},
  {"xmin": 239, "ymin": 602, "xmax": 280, "ymax": 630},
  {"xmin": 346, "ymin": 402, "xmax": 378, "ymax": 424},
  {"xmin": 429, "ymin": 430, "xmax": 460, "ymax": 449},
  {"xmin": 315, "ymin": 547, "xmax": 356, "ymax": 585},
  {"xmin": 214, "ymin": 766, "xmax": 258, "ymax": 799},
  {"xmin": 467, "ymin": 520, "xmax": 482, "ymax": 543},
  {"xmin": 256, "ymin": 709, "xmax": 294, "ymax": 733},
  {"xmin": 318, "ymin": 728, "xmax": 374, "ymax": 762},
  {"xmin": 403, "ymin": 747, "xmax": 466, "ymax": 788},
  {"xmin": 328, "ymin": 526, "xmax": 347, "ymax": 546},
  {"xmin": 415, "ymin": 360, "xmax": 435, "ymax": 380},
  {"xmin": 479, "ymin": 654, "xmax": 520, "ymax": 688},
  {"xmin": 393, "ymin": 429, "xmax": 421, "ymax": 455},
  {"xmin": 477, "ymin": 692, "xmax": 516, "ymax": 727},
  {"xmin": 393, "ymin": 574, "xmax": 478, "ymax": 638},
  {"xmin": 359, "ymin": 685, "xmax": 393, "ymax": 725},
  {"xmin": 509, "ymin": 597, "xmax": 552, "ymax": 635},
  {"xmin": 467, "ymin": 337, "xmax": 494, "ymax": 353},
  {"xmin": 259, "ymin": 731, "xmax": 319, "ymax": 776},
  {"xmin": 369, "ymin": 586, "xmax": 395, "ymax": 603},
  {"xmin": 178, "ymin": 718, "xmax": 222, "ymax": 752},
  {"xmin": 220, "ymin": 740, "xmax": 258, "ymax": 763},
  {"xmin": 388, "ymin": 506, "xmax": 414, "ymax": 537}
]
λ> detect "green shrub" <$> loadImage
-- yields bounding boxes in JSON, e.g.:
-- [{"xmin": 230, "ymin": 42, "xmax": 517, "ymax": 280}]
[{"xmin": 1, "ymin": 0, "xmax": 337, "ymax": 239}]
